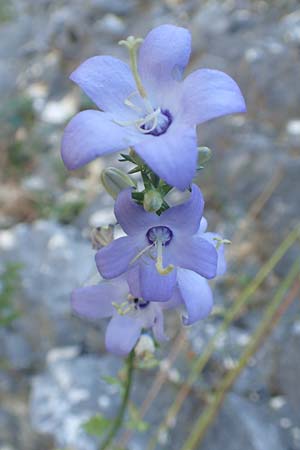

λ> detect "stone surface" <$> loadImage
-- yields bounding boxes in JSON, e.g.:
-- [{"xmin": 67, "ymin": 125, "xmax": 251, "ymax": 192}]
[{"xmin": 1, "ymin": 0, "xmax": 300, "ymax": 449}]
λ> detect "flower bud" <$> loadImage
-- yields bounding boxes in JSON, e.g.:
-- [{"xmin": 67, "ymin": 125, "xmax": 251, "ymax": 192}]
[
  {"xmin": 135, "ymin": 334, "xmax": 155, "ymax": 357},
  {"xmin": 143, "ymin": 190, "xmax": 163, "ymax": 212},
  {"xmin": 90, "ymin": 225, "xmax": 114, "ymax": 250},
  {"xmin": 197, "ymin": 146, "xmax": 212, "ymax": 166},
  {"xmin": 101, "ymin": 167, "xmax": 136, "ymax": 199}
]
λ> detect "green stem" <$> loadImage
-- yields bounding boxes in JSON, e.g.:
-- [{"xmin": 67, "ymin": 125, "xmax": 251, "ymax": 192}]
[
  {"xmin": 99, "ymin": 350, "xmax": 135, "ymax": 450},
  {"xmin": 181, "ymin": 258, "xmax": 300, "ymax": 450}
]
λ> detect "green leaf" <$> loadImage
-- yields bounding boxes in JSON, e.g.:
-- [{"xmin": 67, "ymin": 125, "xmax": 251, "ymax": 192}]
[
  {"xmin": 83, "ymin": 414, "xmax": 111, "ymax": 437},
  {"xmin": 102, "ymin": 375, "xmax": 123, "ymax": 387},
  {"xmin": 126, "ymin": 404, "xmax": 149, "ymax": 433}
]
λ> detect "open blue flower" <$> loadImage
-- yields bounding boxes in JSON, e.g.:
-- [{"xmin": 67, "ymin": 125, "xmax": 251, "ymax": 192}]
[
  {"xmin": 71, "ymin": 268, "xmax": 218, "ymax": 355},
  {"xmin": 71, "ymin": 275, "xmax": 175, "ymax": 356},
  {"xmin": 95, "ymin": 184, "xmax": 218, "ymax": 302},
  {"xmin": 61, "ymin": 24, "xmax": 246, "ymax": 190}
]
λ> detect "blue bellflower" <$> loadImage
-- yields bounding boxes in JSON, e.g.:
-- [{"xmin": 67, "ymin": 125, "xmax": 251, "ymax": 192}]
[
  {"xmin": 71, "ymin": 266, "xmax": 220, "ymax": 355},
  {"xmin": 95, "ymin": 184, "xmax": 219, "ymax": 302},
  {"xmin": 61, "ymin": 24, "xmax": 246, "ymax": 190},
  {"xmin": 71, "ymin": 275, "xmax": 174, "ymax": 356}
]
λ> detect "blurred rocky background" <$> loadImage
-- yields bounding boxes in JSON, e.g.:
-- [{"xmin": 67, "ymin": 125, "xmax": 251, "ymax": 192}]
[{"xmin": 0, "ymin": 0, "xmax": 300, "ymax": 449}]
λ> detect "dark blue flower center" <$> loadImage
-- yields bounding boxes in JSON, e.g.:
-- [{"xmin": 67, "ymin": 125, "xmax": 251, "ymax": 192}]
[
  {"xmin": 142, "ymin": 109, "xmax": 172, "ymax": 136},
  {"xmin": 146, "ymin": 226, "xmax": 173, "ymax": 246},
  {"xmin": 134, "ymin": 298, "xmax": 150, "ymax": 309}
]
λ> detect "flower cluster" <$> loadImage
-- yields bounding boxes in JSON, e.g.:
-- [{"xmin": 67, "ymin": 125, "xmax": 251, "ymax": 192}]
[{"xmin": 62, "ymin": 24, "xmax": 245, "ymax": 356}]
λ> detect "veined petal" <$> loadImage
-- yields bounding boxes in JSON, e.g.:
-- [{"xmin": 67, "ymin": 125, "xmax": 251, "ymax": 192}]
[
  {"xmin": 61, "ymin": 110, "xmax": 139, "ymax": 170},
  {"xmin": 115, "ymin": 188, "xmax": 159, "ymax": 236},
  {"xmin": 139, "ymin": 257, "xmax": 177, "ymax": 302},
  {"xmin": 180, "ymin": 69, "xmax": 246, "ymax": 126},
  {"xmin": 171, "ymin": 236, "xmax": 218, "ymax": 279},
  {"xmin": 105, "ymin": 314, "xmax": 142, "ymax": 356},
  {"xmin": 177, "ymin": 269, "xmax": 213, "ymax": 325},
  {"xmin": 161, "ymin": 184, "xmax": 204, "ymax": 234},
  {"xmin": 134, "ymin": 125, "xmax": 197, "ymax": 191},
  {"xmin": 71, "ymin": 284, "xmax": 115, "ymax": 319},
  {"xmin": 95, "ymin": 236, "xmax": 138, "ymax": 279},
  {"xmin": 138, "ymin": 25, "xmax": 191, "ymax": 100},
  {"xmin": 70, "ymin": 56, "xmax": 139, "ymax": 120},
  {"xmin": 126, "ymin": 266, "xmax": 141, "ymax": 299}
]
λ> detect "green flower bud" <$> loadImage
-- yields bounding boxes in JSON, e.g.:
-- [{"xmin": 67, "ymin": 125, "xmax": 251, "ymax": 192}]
[
  {"xmin": 101, "ymin": 167, "xmax": 136, "ymax": 199},
  {"xmin": 197, "ymin": 146, "xmax": 212, "ymax": 166},
  {"xmin": 143, "ymin": 190, "xmax": 163, "ymax": 212}
]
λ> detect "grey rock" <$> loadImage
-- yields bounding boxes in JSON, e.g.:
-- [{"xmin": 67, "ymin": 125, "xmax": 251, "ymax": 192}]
[
  {"xmin": 30, "ymin": 350, "xmax": 122, "ymax": 450},
  {"xmin": 0, "ymin": 221, "xmax": 101, "ymax": 367},
  {"xmin": 201, "ymin": 393, "xmax": 286, "ymax": 450}
]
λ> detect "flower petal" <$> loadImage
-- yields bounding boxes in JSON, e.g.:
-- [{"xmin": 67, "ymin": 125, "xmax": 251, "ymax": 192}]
[
  {"xmin": 177, "ymin": 269, "xmax": 213, "ymax": 325},
  {"xmin": 152, "ymin": 307, "xmax": 168, "ymax": 342},
  {"xmin": 126, "ymin": 265, "xmax": 142, "ymax": 298},
  {"xmin": 61, "ymin": 110, "xmax": 139, "ymax": 170},
  {"xmin": 139, "ymin": 258, "xmax": 177, "ymax": 302},
  {"xmin": 161, "ymin": 184, "xmax": 204, "ymax": 234},
  {"xmin": 70, "ymin": 56, "xmax": 138, "ymax": 120},
  {"xmin": 202, "ymin": 232, "xmax": 227, "ymax": 276},
  {"xmin": 71, "ymin": 284, "xmax": 116, "ymax": 319},
  {"xmin": 171, "ymin": 236, "xmax": 218, "ymax": 279},
  {"xmin": 115, "ymin": 188, "xmax": 159, "ymax": 236},
  {"xmin": 134, "ymin": 125, "xmax": 197, "ymax": 191},
  {"xmin": 199, "ymin": 216, "xmax": 208, "ymax": 233},
  {"xmin": 180, "ymin": 69, "xmax": 246, "ymax": 126},
  {"xmin": 105, "ymin": 314, "xmax": 141, "ymax": 356},
  {"xmin": 95, "ymin": 236, "xmax": 138, "ymax": 279},
  {"xmin": 138, "ymin": 25, "xmax": 191, "ymax": 100}
]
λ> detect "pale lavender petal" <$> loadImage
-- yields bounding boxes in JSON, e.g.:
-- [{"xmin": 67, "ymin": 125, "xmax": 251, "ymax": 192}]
[
  {"xmin": 161, "ymin": 184, "xmax": 204, "ymax": 234},
  {"xmin": 152, "ymin": 308, "xmax": 168, "ymax": 342},
  {"xmin": 95, "ymin": 236, "xmax": 138, "ymax": 279},
  {"xmin": 61, "ymin": 110, "xmax": 139, "ymax": 170},
  {"xmin": 162, "ymin": 288, "xmax": 183, "ymax": 310},
  {"xmin": 105, "ymin": 314, "xmax": 141, "ymax": 356},
  {"xmin": 70, "ymin": 56, "xmax": 138, "ymax": 120},
  {"xmin": 139, "ymin": 257, "xmax": 177, "ymax": 302},
  {"xmin": 180, "ymin": 69, "xmax": 246, "ymax": 126},
  {"xmin": 202, "ymin": 232, "xmax": 227, "ymax": 276},
  {"xmin": 134, "ymin": 125, "xmax": 197, "ymax": 191},
  {"xmin": 171, "ymin": 236, "xmax": 217, "ymax": 279},
  {"xmin": 177, "ymin": 269, "xmax": 213, "ymax": 325},
  {"xmin": 138, "ymin": 25, "xmax": 191, "ymax": 100},
  {"xmin": 115, "ymin": 189, "xmax": 159, "ymax": 236},
  {"xmin": 199, "ymin": 216, "xmax": 208, "ymax": 233},
  {"xmin": 71, "ymin": 284, "xmax": 115, "ymax": 319}
]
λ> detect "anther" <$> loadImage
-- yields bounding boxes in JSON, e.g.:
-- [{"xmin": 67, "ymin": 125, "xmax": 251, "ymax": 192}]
[{"xmin": 213, "ymin": 237, "xmax": 231, "ymax": 250}]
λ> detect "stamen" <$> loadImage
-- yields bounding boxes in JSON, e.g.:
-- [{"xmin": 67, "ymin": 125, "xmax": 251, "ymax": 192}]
[
  {"xmin": 155, "ymin": 240, "xmax": 174, "ymax": 275},
  {"xmin": 136, "ymin": 108, "xmax": 160, "ymax": 133},
  {"xmin": 112, "ymin": 301, "xmax": 133, "ymax": 315},
  {"xmin": 213, "ymin": 237, "xmax": 231, "ymax": 250},
  {"xmin": 119, "ymin": 36, "xmax": 148, "ymax": 99},
  {"xmin": 124, "ymin": 91, "xmax": 143, "ymax": 113},
  {"xmin": 130, "ymin": 243, "xmax": 154, "ymax": 266}
]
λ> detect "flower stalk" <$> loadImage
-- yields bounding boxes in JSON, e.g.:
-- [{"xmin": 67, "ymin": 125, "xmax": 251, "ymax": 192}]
[{"xmin": 99, "ymin": 349, "xmax": 135, "ymax": 450}]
